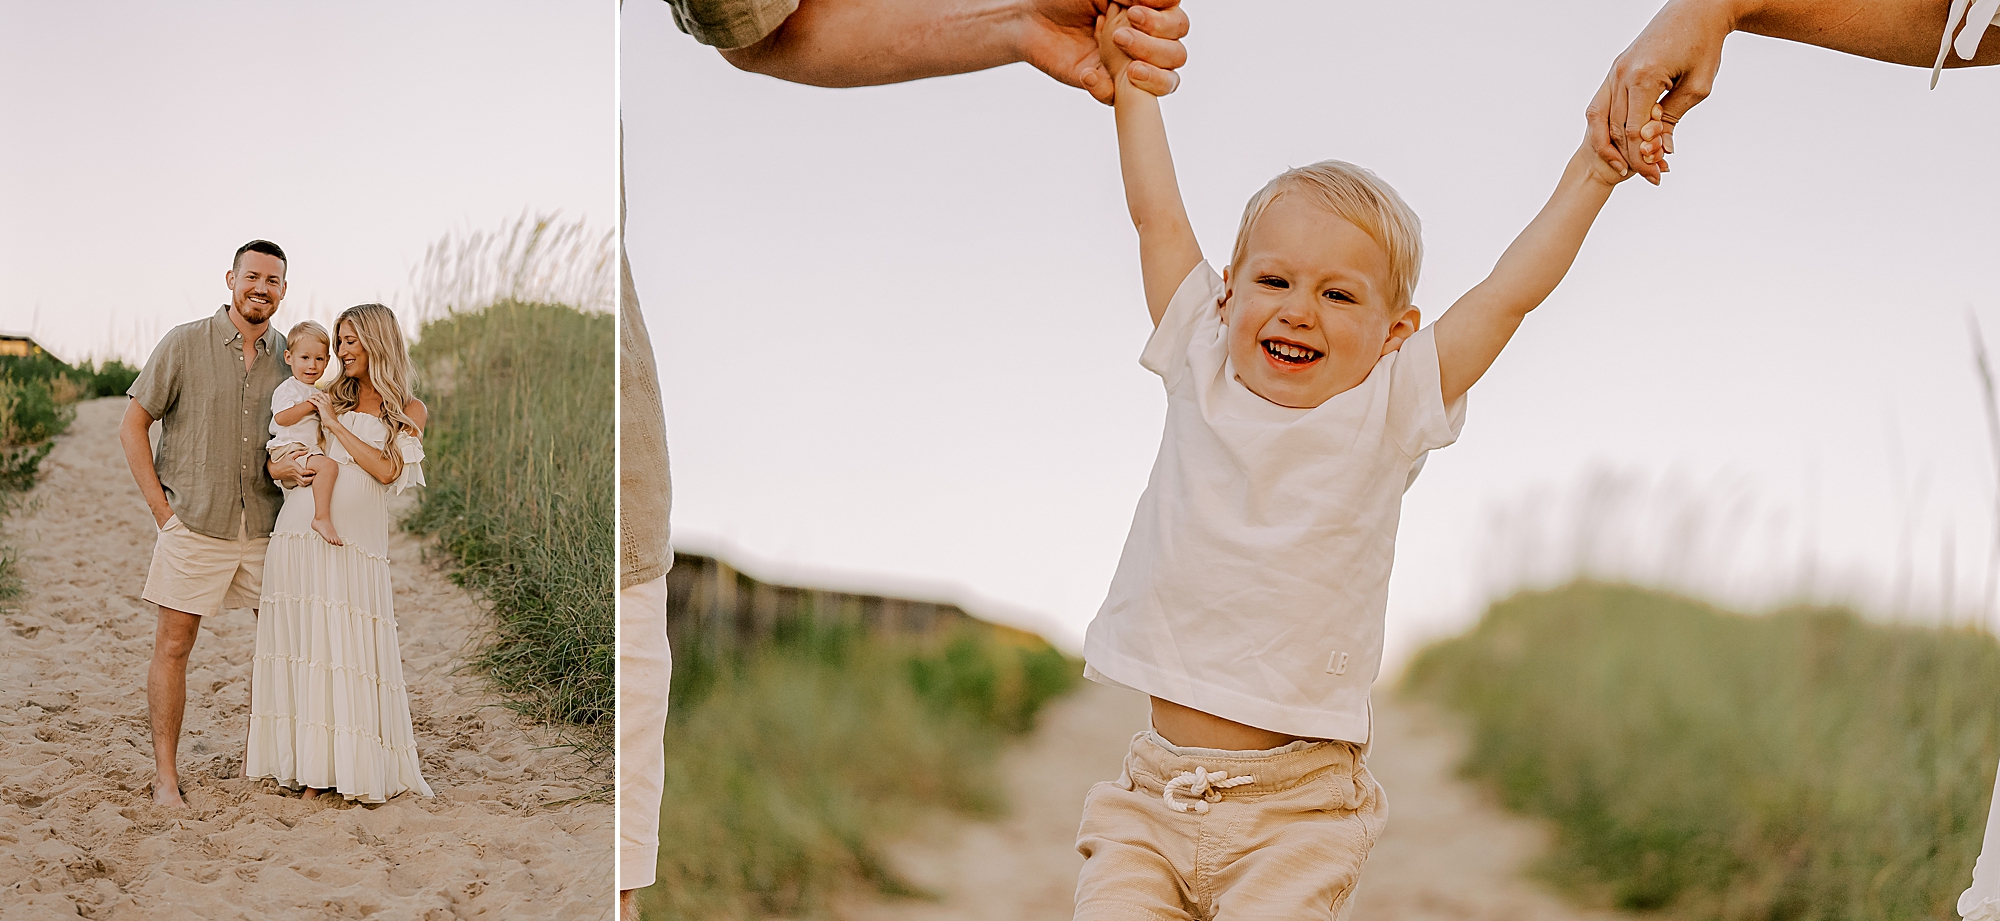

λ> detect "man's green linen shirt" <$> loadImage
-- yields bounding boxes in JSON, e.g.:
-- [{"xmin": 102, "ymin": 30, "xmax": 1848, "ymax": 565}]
[{"xmin": 127, "ymin": 306, "xmax": 289, "ymax": 540}]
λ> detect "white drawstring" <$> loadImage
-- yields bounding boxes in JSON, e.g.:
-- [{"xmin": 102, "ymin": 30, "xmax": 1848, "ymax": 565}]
[{"xmin": 1162, "ymin": 767, "xmax": 1254, "ymax": 814}]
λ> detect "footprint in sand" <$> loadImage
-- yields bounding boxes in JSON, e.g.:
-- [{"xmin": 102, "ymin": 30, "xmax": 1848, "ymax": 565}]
[{"xmin": 0, "ymin": 397, "xmax": 612, "ymax": 919}]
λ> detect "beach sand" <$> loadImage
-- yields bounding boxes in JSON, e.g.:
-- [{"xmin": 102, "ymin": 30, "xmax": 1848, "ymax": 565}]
[
  {"xmin": 836, "ymin": 680, "xmax": 1627, "ymax": 921},
  {"xmin": 0, "ymin": 397, "xmax": 612, "ymax": 920}
]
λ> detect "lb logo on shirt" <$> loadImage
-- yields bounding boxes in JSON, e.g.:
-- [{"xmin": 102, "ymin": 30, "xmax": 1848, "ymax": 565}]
[{"xmin": 1325, "ymin": 650, "xmax": 1351, "ymax": 676}]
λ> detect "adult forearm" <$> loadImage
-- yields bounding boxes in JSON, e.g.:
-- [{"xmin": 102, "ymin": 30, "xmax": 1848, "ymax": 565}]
[
  {"xmin": 119, "ymin": 401, "xmax": 170, "ymax": 524},
  {"xmin": 720, "ymin": 0, "xmax": 1024, "ymax": 86},
  {"xmin": 323, "ymin": 422, "xmax": 398, "ymax": 484},
  {"xmin": 1728, "ymin": 0, "xmax": 1985, "ymax": 67}
]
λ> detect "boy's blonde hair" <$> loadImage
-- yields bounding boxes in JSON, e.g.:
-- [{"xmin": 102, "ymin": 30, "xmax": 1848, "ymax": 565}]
[
  {"xmin": 1228, "ymin": 160, "xmax": 1424, "ymax": 310},
  {"xmin": 285, "ymin": 320, "xmax": 331, "ymax": 352}
]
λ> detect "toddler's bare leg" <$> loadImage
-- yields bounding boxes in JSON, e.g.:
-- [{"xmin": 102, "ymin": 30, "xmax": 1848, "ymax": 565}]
[{"xmin": 308, "ymin": 456, "xmax": 342, "ymax": 546}]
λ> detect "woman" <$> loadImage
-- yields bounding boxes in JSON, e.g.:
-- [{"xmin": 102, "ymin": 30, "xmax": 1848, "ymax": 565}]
[{"xmin": 246, "ymin": 303, "xmax": 434, "ymax": 802}]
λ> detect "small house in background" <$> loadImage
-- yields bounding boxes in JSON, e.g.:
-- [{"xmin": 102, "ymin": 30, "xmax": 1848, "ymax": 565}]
[{"xmin": 0, "ymin": 333, "xmax": 62, "ymax": 365}]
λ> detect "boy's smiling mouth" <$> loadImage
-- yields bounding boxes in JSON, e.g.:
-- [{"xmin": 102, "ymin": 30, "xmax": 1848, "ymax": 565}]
[{"xmin": 1262, "ymin": 338, "xmax": 1323, "ymax": 367}]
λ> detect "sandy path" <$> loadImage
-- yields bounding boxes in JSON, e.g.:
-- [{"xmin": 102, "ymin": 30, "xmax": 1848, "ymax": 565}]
[
  {"xmin": 0, "ymin": 397, "xmax": 612, "ymax": 920},
  {"xmin": 837, "ymin": 680, "xmax": 1625, "ymax": 921}
]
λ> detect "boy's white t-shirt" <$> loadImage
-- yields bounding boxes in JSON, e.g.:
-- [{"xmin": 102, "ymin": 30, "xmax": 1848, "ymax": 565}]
[
  {"xmin": 1082, "ymin": 261, "xmax": 1465, "ymax": 744},
  {"xmin": 267, "ymin": 376, "xmax": 322, "ymax": 453}
]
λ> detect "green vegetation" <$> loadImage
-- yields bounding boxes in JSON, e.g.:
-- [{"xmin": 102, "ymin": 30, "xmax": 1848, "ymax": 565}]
[
  {"xmin": 0, "ymin": 354, "xmax": 137, "ymax": 492},
  {"xmin": 0, "ymin": 352, "xmax": 139, "ymax": 599},
  {"xmin": 1405, "ymin": 582, "xmax": 2000, "ymax": 920},
  {"xmin": 641, "ymin": 614, "xmax": 1080, "ymax": 920},
  {"xmin": 403, "ymin": 301, "xmax": 615, "ymax": 767}
]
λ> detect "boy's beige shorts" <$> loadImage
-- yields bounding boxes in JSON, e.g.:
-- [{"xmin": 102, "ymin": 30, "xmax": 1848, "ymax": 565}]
[
  {"xmin": 141, "ymin": 514, "xmax": 268, "ymax": 616},
  {"xmin": 1075, "ymin": 731, "xmax": 1385, "ymax": 920}
]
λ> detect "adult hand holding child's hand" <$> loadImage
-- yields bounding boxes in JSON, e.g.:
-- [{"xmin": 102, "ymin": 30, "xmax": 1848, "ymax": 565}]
[
  {"xmin": 1584, "ymin": 0, "xmax": 1730, "ymax": 184},
  {"xmin": 1036, "ymin": 0, "xmax": 1188, "ymax": 103},
  {"xmin": 1583, "ymin": 104, "xmax": 1672, "ymax": 187},
  {"xmin": 306, "ymin": 390, "xmax": 338, "ymax": 424}
]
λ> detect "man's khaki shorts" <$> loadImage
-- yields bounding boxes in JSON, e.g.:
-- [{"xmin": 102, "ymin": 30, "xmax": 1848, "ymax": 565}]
[
  {"xmin": 142, "ymin": 514, "xmax": 268, "ymax": 616},
  {"xmin": 1075, "ymin": 730, "xmax": 1386, "ymax": 920}
]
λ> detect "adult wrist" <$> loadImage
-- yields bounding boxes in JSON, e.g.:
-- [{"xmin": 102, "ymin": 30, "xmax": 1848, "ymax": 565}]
[{"xmin": 1694, "ymin": 0, "xmax": 1761, "ymax": 34}]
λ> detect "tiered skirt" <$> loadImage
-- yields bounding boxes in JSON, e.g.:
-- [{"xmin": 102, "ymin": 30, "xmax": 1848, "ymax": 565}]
[{"xmin": 246, "ymin": 530, "xmax": 432, "ymax": 803}]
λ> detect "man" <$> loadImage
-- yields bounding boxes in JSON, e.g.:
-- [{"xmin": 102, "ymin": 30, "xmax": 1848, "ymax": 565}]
[
  {"xmin": 617, "ymin": 2, "xmax": 1192, "ymax": 916},
  {"xmin": 119, "ymin": 239, "xmax": 307, "ymax": 807}
]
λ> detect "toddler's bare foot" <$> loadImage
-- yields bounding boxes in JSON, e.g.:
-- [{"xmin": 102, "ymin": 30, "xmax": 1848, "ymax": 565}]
[{"xmin": 311, "ymin": 518, "xmax": 343, "ymax": 546}]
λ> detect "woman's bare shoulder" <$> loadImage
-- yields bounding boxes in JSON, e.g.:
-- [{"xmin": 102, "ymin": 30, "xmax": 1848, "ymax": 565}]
[{"xmin": 404, "ymin": 397, "xmax": 429, "ymax": 434}]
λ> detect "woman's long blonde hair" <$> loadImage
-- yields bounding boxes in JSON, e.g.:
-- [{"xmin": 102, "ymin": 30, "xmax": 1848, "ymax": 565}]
[{"xmin": 327, "ymin": 303, "xmax": 418, "ymax": 480}]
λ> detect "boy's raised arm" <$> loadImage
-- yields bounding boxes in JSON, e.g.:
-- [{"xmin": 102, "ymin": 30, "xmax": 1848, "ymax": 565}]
[
  {"xmin": 1103, "ymin": 5, "xmax": 1203, "ymax": 327},
  {"xmin": 1431, "ymin": 140, "xmax": 1636, "ymax": 405}
]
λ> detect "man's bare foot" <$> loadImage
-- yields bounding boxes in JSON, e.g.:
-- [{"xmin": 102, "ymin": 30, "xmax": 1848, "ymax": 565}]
[
  {"xmin": 311, "ymin": 517, "xmax": 343, "ymax": 546},
  {"xmin": 151, "ymin": 776, "xmax": 185, "ymax": 807}
]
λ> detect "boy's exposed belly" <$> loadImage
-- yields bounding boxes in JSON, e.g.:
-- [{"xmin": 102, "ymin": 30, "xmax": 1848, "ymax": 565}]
[{"xmin": 1150, "ymin": 695, "xmax": 1329, "ymax": 751}]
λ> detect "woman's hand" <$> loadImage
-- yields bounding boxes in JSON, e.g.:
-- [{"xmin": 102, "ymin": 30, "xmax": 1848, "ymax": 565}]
[
  {"xmin": 306, "ymin": 391, "xmax": 341, "ymax": 427},
  {"xmin": 1586, "ymin": 0, "xmax": 1733, "ymax": 184}
]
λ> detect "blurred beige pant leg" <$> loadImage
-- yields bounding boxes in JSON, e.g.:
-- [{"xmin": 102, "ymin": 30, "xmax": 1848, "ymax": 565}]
[{"xmin": 617, "ymin": 575, "xmax": 671, "ymax": 891}]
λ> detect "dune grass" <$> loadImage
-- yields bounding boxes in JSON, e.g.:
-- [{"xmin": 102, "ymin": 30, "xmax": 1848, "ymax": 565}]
[
  {"xmin": 640, "ymin": 613, "xmax": 1079, "ymax": 920},
  {"xmin": 0, "ymin": 354, "xmax": 139, "ymax": 600},
  {"xmin": 402, "ymin": 300, "xmax": 615, "ymax": 769},
  {"xmin": 1404, "ymin": 581, "xmax": 2000, "ymax": 920}
]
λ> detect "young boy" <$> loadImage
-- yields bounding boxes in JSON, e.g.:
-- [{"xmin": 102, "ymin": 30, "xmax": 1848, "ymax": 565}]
[
  {"xmin": 1073, "ymin": 9, "xmax": 1656, "ymax": 918},
  {"xmin": 267, "ymin": 320, "xmax": 342, "ymax": 547}
]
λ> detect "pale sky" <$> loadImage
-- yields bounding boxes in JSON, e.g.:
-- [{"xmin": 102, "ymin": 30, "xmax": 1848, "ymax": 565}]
[
  {"xmin": 0, "ymin": 1, "xmax": 613, "ymax": 363},
  {"xmin": 629, "ymin": 0, "xmax": 2000, "ymax": 663}
]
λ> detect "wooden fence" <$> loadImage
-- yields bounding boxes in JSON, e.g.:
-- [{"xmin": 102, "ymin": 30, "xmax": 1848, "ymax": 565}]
[{"xmin": 664, "ymin": 551, "xmax": 977, "ymax": 655}]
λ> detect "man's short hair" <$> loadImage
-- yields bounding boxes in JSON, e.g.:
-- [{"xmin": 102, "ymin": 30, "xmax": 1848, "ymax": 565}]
[
  {"xmin": 1229, "ymin": 161, "xmax": 1423, "ymax": 310},
  {"xmin": 233, "ymin": 239, "xmax": 288, "ymax": 272}
]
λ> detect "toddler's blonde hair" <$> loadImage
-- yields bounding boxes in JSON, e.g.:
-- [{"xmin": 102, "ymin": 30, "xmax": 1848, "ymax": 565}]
[
  {"xmin": 285, "ymin": 320, "xmax": 331, "ymax": 352},
  {"xmin": 1229, "ymin": 160, "xmax": 1424, "ymax": 310}
]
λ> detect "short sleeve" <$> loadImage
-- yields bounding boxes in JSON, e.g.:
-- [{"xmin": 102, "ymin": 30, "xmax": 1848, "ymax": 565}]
[
  {"xmin": 1138, "ymin": 261, "xmax": 1226, "ymax": 390},
  {"xmin": 1384, "ymin": 325, "xmax": 1466, "ymax": 456},
  {"xmin": 665, "ymin": 0, "xmax": 799, "ymax": 50},
  {"xmin": 270, "ymin": 380, "xmax": 308, "ymax": 413},
  {"xmin": 127, "ymin": 329, "xmax": 182, "ymax": 419},
  {"xmin": 390, "ymin": 432, "xmax": 426, "ymax": 495}
]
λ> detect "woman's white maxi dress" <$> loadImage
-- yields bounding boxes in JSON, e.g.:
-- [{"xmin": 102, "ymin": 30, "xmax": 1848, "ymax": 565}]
[{"xmin": 246, "ymin": 411, "xmax": 433, "ymax": 803}]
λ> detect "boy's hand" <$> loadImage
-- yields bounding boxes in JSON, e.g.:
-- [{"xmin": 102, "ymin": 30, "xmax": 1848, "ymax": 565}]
[
  {"xmin": 1585, "ymin": 104, "xmax": 1672, "ymax": 186},
  {"xmin": 1096, "ymin": 3, "xmax": 1139, "ymax": 91}
]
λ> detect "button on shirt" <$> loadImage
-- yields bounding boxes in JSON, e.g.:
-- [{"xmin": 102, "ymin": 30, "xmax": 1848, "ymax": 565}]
[{"xmin": 127, "ymin": 306, "xmax": 288, "ymax": 540}]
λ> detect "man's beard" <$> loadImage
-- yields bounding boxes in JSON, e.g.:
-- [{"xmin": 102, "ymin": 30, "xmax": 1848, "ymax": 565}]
[{"xmin": 237, "ymin": 297, "xmax": 277, "ymax": 324}]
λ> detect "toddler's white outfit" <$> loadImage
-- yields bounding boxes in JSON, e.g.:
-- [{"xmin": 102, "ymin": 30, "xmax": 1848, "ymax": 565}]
[
  {"xmin": 1074, "ymin": 260, "xmax": 1465, "ymax": 920},
  {"xmin": 1083, "ymin": 260, "xmax": 1466, "ymax": 744},
  {"xmin": 266, "ymin": 376, "xmax": 323, "ymax": 487}
]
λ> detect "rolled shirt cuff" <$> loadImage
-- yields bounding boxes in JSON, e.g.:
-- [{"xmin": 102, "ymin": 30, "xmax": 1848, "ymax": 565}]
[{"xmin": 666, "ymin": 0, "xmax": 799, "ymax": 50}]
